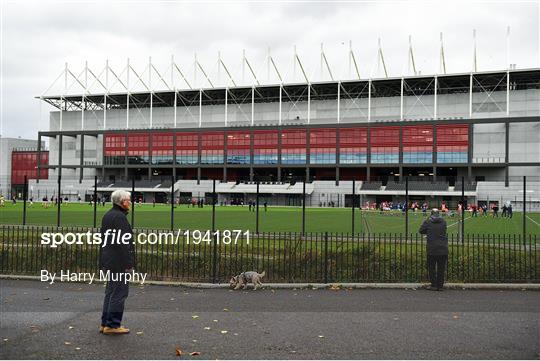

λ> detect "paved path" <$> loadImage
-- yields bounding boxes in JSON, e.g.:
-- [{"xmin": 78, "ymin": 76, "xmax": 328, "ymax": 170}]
[{"xmin": 1, "ymin": 279, "xmax": 539, "ymax": 359}]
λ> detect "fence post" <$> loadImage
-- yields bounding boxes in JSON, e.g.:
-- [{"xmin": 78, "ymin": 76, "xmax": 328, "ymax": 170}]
[
  {"xmin": 461, "ymin": 176, "xmax": 465, "ymax": 244},
  {"xmin": 93, "ymin": 176, "xmax": 97, "ymax": 228},
  {"xmin": 56, "ymin": 174, "xmax": 61, "ymax": 227},
  {"xmin": 22, "ymin": 175, "xmax": 27, "ymax": 225},
  {"xmin": 256, "ymin": 180, "xmax": 260, "ymax": 234},
  {"xmin": 131, "ymin": 177, "xmax": 135, "ymax": 227},
  {"xmin": 170, "ymin": 174, "xmax": 175, "ymax": 231},
  {"xmin": 352, "ymin": 179, "xmax": 355, "ymax": 235},
  {"xmin": 324, "ymin": 231, "xmax": 329, "ymax": 284},
  {"xmin": 405, "ymin": 177, "xmax": 409, "ymax": 239},
  {"xmin": 212, "ymin": 179, "xmax": 216, "ymax": 233},
  {"xmin": 212, "ymin": 179, "xmax": 217, "ymax": 283},
  {"xmin": 523, "ymin": 176, "xmax": 526, "ymax": 240},
  {"xmin": 302, "ymin": 181, "xmax": 306, "ymax": 235}
]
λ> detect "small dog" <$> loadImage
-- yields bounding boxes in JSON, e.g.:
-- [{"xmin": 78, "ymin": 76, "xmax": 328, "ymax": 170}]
[{"xmin": 229, "ymin": 271, "xmax": 265, "ymax": 290}]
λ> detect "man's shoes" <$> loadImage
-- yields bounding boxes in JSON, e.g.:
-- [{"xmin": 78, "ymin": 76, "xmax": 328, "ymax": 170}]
[
  {"xmin": 102, "ymin": 326, "xmax": 130, "ymax": 334},
  {"xmin": 425, "ymin": 285, "xmax": 438, "ymax": 291},
  {"xmin": 99, "ymin": 325, "xmax": 105, "ymax": 333}
]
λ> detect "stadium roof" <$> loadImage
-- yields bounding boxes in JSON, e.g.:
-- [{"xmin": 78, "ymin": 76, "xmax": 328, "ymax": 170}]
[{"xmin": 38, "ymin": 68, "xmax": 540, "ymax": 111}]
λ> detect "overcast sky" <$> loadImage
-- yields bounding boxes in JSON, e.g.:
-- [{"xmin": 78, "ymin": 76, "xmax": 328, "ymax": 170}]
[{"xmin": 0, "ymin": 0, "xmax": 538, "ymax": 139}]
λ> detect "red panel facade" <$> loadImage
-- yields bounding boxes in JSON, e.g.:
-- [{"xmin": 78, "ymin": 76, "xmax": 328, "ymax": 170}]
[
  {"xmin": 281, "ymin": 129, "xmax": 306, "ymax": 147},
  {"xmin": 104, "ymin": 133, "xmax": 126, "ymax": 156},
  {"xmin": 339, "ymin": 128, "xmax": 367, "ymax": 146},
  {"xmin": 11, "ymin": 151, "xmax": 49, "ymax": 185},
  {"xmin": 402, "ymin": 125, "xmax": 433, "ymax": 145},
  {"xmin": 370, "ymin": 126, "xmax": 400, "ymax": 146},
  {"xmin": 227, "ymin": 131, "xmax": 251, "ymax": 149},
  {"xmin": 309, "ymin": 128, "xmax": 336, "ymax": 147},
  {"xmin": 436, "ymin": 124, "xmax": 469, "ymax": 145},
  {"xmin": 253, "ymin": 130, "xmax": 278, "ymax": 148}
]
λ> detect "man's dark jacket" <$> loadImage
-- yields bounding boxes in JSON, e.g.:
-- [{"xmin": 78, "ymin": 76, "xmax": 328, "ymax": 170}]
[
  {"xmin": 99, "ymin": 204, "xmax": 136, "ymax": 272},
  {"xmin": 419, "ymin": 215, "xmax": 448, "ymax": 256}
]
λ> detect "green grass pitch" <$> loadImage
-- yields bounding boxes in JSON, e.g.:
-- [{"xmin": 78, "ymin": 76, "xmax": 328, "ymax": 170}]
[{"xmin": 1, "ymin": 202, "xmax": 539, "ymax": 237}]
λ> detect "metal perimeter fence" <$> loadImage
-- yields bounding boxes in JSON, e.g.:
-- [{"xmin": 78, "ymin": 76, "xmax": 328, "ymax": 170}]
[
  {"xmin": 0, "ymin": 225, "xmax": 538, "ymax": 284},
  {"xmin": 2, "ymin": 175, "xmax": 540, "ymax": 237}
]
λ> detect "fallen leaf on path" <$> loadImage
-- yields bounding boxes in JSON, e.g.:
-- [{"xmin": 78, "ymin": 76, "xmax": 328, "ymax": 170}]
[
  {"xmin": 68, "ymin": 326, "xmax": 74, "ymax": 329},
  {"xmin": 3, "ymin": 338, "xmax": 8, "ymax": 342},
  {"xmin": 189, "ymin": 352, "xmax": 201, "ymax": 356},
  {"xmin": 64, "ymin": 341, "xmax": 71, "ymax": 345},
  {"xmin": 453, "ymin": 315, "xmax": 459, "ymax": 319},
  {"xmin": 175, "ymin": 347, "xmax": 183, "ymax": 356},
  {"xmin": 192, "ymin": 315, "xmax": 199, "ymax": 319},
  {"xmin": 43, "ymin": 297, "xmax": 50, "ymax": 300},
  {"xmin": 136, "ymin": 331, "xmax": 143, "ymax": 335},
  {"xmin": 203, "ymin": 327, "xmax": 211, "ymax": 330},
  {"xmin": 75, "ymin": 347, "xmax": 81, "ymax": 351},
  {"xmin": 318, "ymin": 335, "xmax": 325, "ymax": 338},
  {"xmin": 170, "ymin": 298, "xmax": 175, "ymax": 301},
  {"xmin": 220, "ymin": 330, "xmax": 228, "ymax": 334},
  {"xmin": 212, "ymin": 319, "xmax": 218, "ymax": 322},
  {"xmin": 223, "ymin": 308, "xmax": 229, "ymax": 311}
]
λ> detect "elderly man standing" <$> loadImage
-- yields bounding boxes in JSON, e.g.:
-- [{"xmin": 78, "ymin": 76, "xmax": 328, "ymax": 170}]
[
  {"xmin": 419, "ymin": 209, "xmax": 448, "ymax": 291},
  {"xmin": 99, "ymin": 189, "xmax": 135, "ymax": 334}
]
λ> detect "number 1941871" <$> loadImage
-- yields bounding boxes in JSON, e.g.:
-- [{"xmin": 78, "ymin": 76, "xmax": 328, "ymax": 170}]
[{"xmin": 183, "ymin": 230, "xmax": 250, "ymax": 245}]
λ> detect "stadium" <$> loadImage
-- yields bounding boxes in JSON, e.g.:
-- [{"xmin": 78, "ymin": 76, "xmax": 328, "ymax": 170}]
[{"xmin": 1, "ymin": 42, "xmax": 539, "ymax": 234}]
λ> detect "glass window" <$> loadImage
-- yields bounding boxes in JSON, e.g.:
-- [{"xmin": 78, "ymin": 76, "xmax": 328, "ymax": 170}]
[
  {"xmin": 281, "ymin": 148, "xmax": 306, "ymax": 164},
  {"xmin": 310, "ymin": 148, "xmax": 336, "ymax": 164},
  {"xmin": 201, "ymin": 149, "xmax": 224, "ymax": 164},
  {"xmin": 254, "ymin": 149, "xmax": 278, "ymax": 164},
  {"xmin": 371, "ymin": 146, "xmax": 399, "ymax": 164},
  {"xmin": 227, "ymin": 149, "xmax": 250, "ymax": 164},
  {"xmin": 339, "ymin": 147, "xmax": 367, "ymax": 164}
]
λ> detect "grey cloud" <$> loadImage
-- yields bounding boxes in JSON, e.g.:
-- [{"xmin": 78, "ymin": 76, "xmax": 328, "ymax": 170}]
[{"xmin": 1, "ymin": 0, "xmax": 538, "ymax": 139}]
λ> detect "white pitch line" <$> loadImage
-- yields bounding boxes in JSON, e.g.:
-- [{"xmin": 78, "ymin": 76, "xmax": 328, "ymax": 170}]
[
  {"xmin": 447, "ymin": 215, "xmax": 472, "ymax": 228},
  {"xmin": 526, "ymin": 215, "xmax": 540, "ymax": 227}
]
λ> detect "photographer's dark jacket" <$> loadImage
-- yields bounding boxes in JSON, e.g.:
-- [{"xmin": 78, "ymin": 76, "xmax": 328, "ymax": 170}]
[
  {"xmin": 419, "ymin": 215, "xmax": 448, "ymax": 256},
  {"xmin": 99, "ymin": 204, "xmax": 136, "ymax": 272}
]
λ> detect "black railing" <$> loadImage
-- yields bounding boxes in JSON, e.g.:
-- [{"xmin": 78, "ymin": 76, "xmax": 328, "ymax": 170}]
[{"xmin": 0, "ymin": 225, "xmax": 538, "ymax": 283}]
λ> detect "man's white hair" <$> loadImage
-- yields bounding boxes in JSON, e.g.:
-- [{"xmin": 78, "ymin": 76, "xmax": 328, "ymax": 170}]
[{"xmin": 111, "ymin": 190, "xmax": 131, "ymax": 206}]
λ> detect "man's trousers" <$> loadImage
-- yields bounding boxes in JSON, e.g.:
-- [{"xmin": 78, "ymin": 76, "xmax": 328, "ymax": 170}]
[
  {"xmin": 101, "ymin": 276, "xmax": 129, "ymax": 328},
  {"xmin": 427, "ymin": 255, "xmax": 448, "ymax": 289}
]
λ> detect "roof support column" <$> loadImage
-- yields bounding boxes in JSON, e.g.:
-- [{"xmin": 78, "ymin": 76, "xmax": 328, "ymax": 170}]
[
  {"xmin": 337, "ymin": 81, "xmax": 340, "ymax": 124},
  {"xmin": 37, "ymin": 133, "xmax": 42, "ymax": 183},
  {"xmin": 279, "ymin": 84, "xmax": 282, "ymax": 125},
  {"xmin": 225, "ymin": 88, "xmax": 228, "ymax": 127},
  {"xmin": 434, "ymin": 76, "xmax": 438, "ymax": 119},
  {"xmin": 104, "ymin": 59, "xmax": 108, "ymax": 130},
  {"xmin": 469, "ymin": 73, "xmax": 473, "ymax": 118},
  {"xmin": 79, "ymin": 134, "xmax": 85, "ymax": 183},
  {"xmin": 506, "ymin": 70, "xmax": 510, "ymax": 116},
  {"xmin": 173, "ymin": 88, "xmax": 177, "ymax": 128},
  {"xmin": 368, "ymin": 79, "xmax": 372, "ymax": 122},
  {"xmin": 127, "ymin": 58, "xmax": 130, "ymax": 129},
  {"xmin": 150, "ymin": 92, "xmax": 153, "ymax": 128},
  {"xmin": 251, "ymin": 86, "xmax": 255, "ymax": 126},
  {"xmin": 199, "ymin": 89, "xmax": 202, "ymax": 128},
  {"xmin": 400, "ymin": 77, "xmax": 404, "ymax": 121},
  {"xmin": 307, "ymin": 83, "xmax": 311, "ymax": 124}
]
